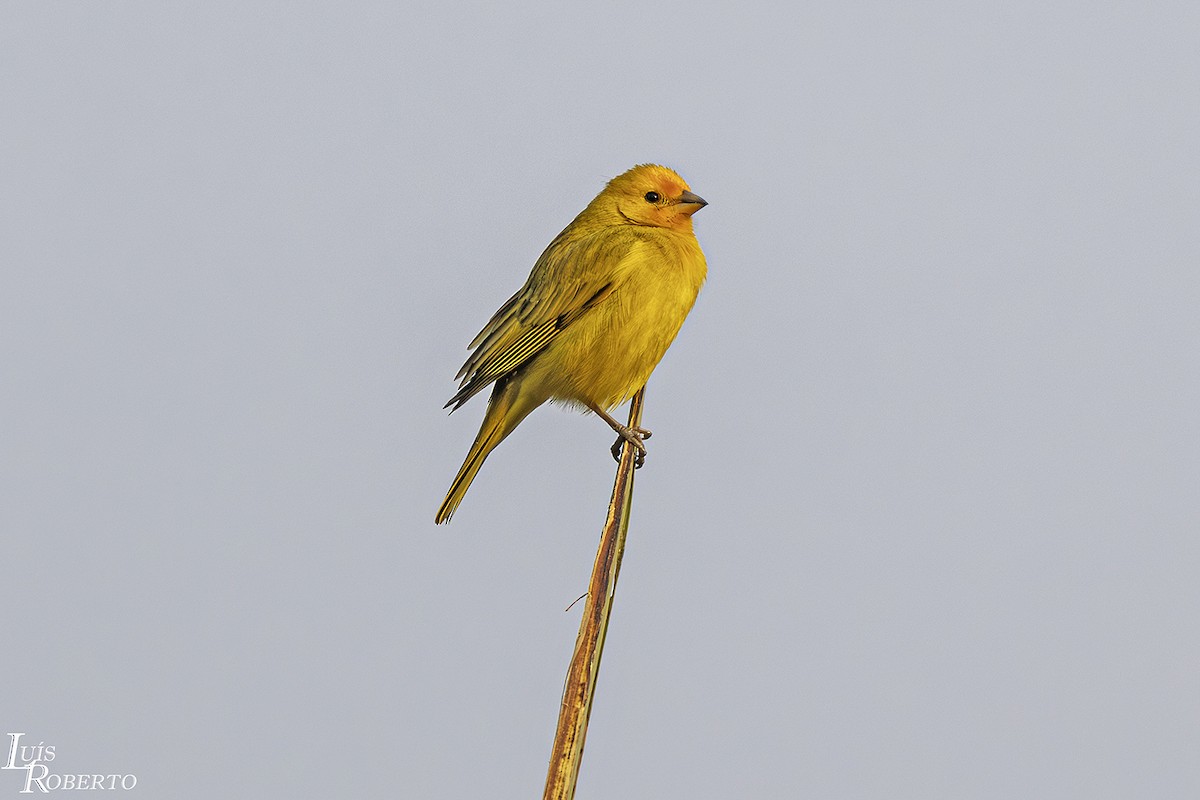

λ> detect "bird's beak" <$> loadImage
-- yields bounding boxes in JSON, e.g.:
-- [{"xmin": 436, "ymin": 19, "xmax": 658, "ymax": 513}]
[{"xmin": 678, "ymin": 190, "xmax": 707, "ymax": 209}]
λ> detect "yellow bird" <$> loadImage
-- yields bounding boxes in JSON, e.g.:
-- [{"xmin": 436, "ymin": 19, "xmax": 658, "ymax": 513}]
[{"xmin": 435, "ymin": 164, "xmax": 708, "ymax": 524}]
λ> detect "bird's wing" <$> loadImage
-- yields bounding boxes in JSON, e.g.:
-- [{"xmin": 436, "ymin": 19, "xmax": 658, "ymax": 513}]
[{"xmin": 445, "ymin": 229, "xmax": 636, "ymax": 410}]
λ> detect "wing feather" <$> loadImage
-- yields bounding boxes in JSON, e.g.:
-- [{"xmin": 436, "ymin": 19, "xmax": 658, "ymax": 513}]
[{"xmin": 445, "ymin": 228, "xmax": 633, "ymax": 410}]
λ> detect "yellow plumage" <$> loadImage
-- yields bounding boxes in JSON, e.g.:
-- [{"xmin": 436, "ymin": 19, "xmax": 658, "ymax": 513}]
[{"xmin": 436, "ymin": 164, "xmax": 707, "ymax": 523}]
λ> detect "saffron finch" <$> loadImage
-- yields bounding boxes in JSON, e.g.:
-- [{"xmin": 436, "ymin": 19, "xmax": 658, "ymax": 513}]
[{"xmin": 435, "ymin": 164, "xmax": 708, "ymax": 524}]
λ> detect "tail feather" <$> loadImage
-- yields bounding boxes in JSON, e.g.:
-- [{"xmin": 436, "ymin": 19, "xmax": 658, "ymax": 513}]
[
  {"xmin": 435, "ymin": 416, "xmax": 504, "ymax": 524},
  {"xmin": 436, "ymin": 380, "xmax": 538, "ymax": 524}
]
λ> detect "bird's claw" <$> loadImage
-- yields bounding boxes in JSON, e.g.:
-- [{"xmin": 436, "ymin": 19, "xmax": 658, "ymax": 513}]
[{"xmin": 610, "ymin": 426, "xmax": 652, "ymax": 468}]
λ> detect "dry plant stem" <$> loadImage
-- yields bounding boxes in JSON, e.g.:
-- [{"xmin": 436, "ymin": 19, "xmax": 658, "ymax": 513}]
[{"xmin": 543, "ymin": 388, "xmax": 645, "ymax": 800}]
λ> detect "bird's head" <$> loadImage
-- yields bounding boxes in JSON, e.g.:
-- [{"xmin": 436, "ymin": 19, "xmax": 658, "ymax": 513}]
[{"xmin": 593, "ymin": 164, "xmax": 707, "ymax": 232}]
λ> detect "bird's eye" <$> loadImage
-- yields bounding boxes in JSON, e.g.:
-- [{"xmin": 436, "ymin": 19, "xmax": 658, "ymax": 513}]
[{"xmin": 644, "ymin": 191, "xmax": 661, "ymax": 203}]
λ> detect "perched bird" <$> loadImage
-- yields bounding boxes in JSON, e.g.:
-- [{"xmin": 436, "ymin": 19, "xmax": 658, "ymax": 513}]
[{"xmin": 435, "ymin": 164, "xmax": 708, "ymax": 524}]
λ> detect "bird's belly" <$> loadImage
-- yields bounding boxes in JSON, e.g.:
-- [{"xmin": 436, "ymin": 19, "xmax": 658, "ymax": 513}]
[{"xmin": 538, "ymin": 268, "xmax": 701, "ymax": 409}]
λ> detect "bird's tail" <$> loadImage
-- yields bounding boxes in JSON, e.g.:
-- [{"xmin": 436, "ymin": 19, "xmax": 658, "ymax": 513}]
[{"xmin": 435, "ymin": 381, "xmax": 532, "ymax": 524}]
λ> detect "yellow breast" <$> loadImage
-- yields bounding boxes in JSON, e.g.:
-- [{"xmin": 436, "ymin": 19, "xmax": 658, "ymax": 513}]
[{"xmin": 537, "ymin": 230, "xmax": 707, "ymax": 409}]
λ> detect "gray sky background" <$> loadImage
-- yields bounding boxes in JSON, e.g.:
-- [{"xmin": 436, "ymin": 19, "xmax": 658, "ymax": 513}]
[{"xmin": 4, "ymin": 2, "xmax": 1198, "ymax": 798}]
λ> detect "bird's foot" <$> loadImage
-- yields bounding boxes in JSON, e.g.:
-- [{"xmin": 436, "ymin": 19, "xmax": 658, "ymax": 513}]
[{"xmin": 610, "ymin": 426, "xmax": 652, "ymax": 467}]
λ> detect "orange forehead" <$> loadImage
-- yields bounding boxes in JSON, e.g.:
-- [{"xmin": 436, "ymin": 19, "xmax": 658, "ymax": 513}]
[
  {"xmin": 620, "ymin": 164, "xmax": 689, "ymax": 196},
  {"xmin": 652, "ymin": 176, "xmax": 687, "ymax": 196}
]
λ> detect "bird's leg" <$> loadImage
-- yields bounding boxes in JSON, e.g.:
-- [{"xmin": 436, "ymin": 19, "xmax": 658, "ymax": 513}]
[{"xmin": 586, "ymin": 401, "xmax": 652, "ymax": 467}]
